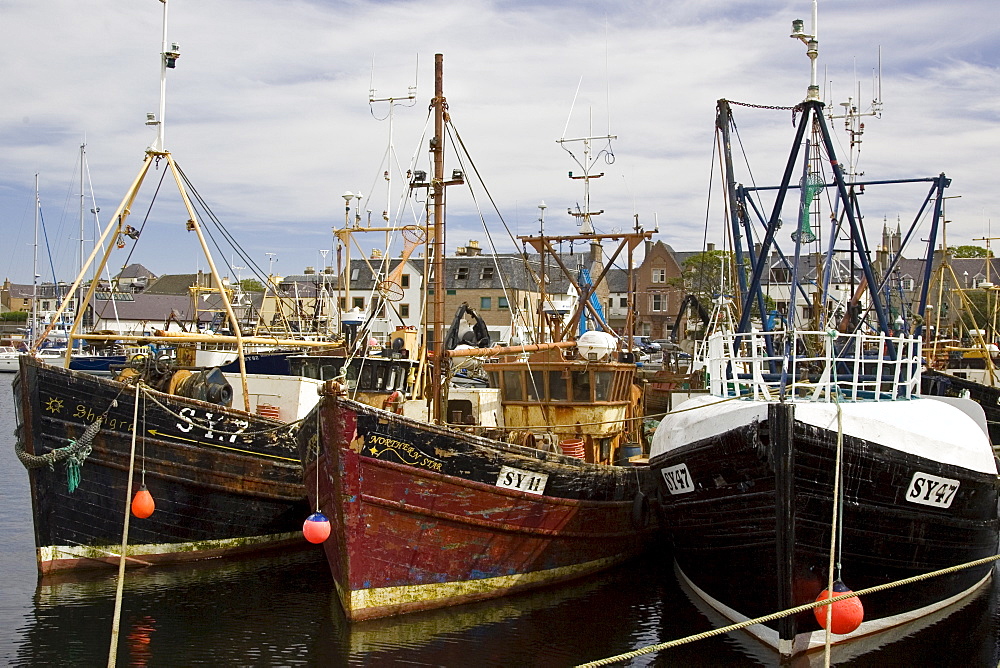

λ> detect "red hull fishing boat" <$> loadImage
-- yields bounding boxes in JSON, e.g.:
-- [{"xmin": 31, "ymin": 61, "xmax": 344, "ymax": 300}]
[{"xmin": 298, "ymin": 54, "xmax": 658, "ymax": 621}]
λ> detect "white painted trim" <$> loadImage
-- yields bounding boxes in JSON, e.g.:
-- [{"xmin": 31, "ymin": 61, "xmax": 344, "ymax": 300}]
[{"xmin": 675, "ymin": 562, "xmax": 992, "ymax": 657}]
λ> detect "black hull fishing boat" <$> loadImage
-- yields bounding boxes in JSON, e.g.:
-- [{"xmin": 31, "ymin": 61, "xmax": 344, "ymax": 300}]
[
  {"xmin": 922, "ymin": 368, "xmax": 1000, "ymax": 445},
  {"xmin": 14, "ymin": 354, "xmax": 309, "ymax": 573},
  {"xmin": 653, "ymin": 373, "xmax": 998, "ymax": 656},
  {"xmin": 10, "ymin": 5, "xmax": 328, "ymax": 574},
  {"xmin": 649, "ymin": 4, "xmax": 999, "ymax": 658}
]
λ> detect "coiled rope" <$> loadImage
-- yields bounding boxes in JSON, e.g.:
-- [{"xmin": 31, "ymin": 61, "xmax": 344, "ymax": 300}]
[{"xmin": 15, "ymin": 418, "xmax": 104, "ymax": 493}]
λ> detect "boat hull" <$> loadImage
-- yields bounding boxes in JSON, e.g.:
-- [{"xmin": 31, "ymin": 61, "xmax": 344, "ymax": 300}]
[
  {"xmin": 649, "ymin": 399, "xmax": 999, "ymax": 657},
  {"xmin": 297, "ymin": 393, "xmax": 656, "ymax": 621},
  {"xmin": 922, "ymin": 368, "xmax": 1000, "ymax": 445},
  {"xmin": 13, "ymin": 354, "xmax": 309, "ymax": 573}
]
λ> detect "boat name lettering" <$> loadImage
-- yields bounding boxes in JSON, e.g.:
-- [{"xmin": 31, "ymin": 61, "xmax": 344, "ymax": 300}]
[
  {"xmin": 175, "ymin": 407, "xmax": 250, "ymax": 443},
  {"xmin": 495, "ymin": 465, "xmax": 548, "ymax": 495},
  {"xmin": 71, "ymin": 404, "xmax": 132, "ymax": 432},
  {"xmin": 661, "ymin": 463, "xmax": 695, "ymax": 495},
  {"xmin": 366, "ymin": 434, "xmax": 443, "ymax": 471},
  {"xmin": 906, "ymin": 472, "xmax": 960, "ymax": 509}
]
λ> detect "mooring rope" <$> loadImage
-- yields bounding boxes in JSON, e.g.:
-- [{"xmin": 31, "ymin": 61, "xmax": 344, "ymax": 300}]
[
  {"xmin": 108, "ymin": 380, "xmax": 143, "ymax": 668},
  {"xmin": 15, "ymin": 418, "xmax": 102, "ymax": 473},
  {"xmin": 821, "ymin": 389, "xmax": 845, "ymax": 665},
  {"xmin": 576, "ymin": 552, "xmax": 1000, "ymax": 667}
]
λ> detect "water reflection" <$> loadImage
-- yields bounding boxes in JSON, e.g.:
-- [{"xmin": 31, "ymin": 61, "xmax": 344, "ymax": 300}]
[{"xmin": 13, "ymin": 542, "xmax": 1000, "ymax": 667}]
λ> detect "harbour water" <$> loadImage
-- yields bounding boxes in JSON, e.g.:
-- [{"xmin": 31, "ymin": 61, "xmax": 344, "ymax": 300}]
[{"xmin": 2, "ymin": 372, "xmax": 999, "ymax": 666}]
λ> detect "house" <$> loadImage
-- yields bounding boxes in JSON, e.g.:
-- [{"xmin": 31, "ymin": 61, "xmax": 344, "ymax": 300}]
[{"xmin": 115, "ymin": 263, "xmax": 157, "ymax": 292}]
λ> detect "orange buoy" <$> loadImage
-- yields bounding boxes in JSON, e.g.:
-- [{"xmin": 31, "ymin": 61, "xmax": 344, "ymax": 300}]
[
  {"xmin": 814, "ymin": 580, "xmax": 864, "ymax": 634},
  {"xmin": 131, "ymin": 485, "xmax": 155, "ymax": 519},
  {"xmin": 303, "ymin": 512, "xmax": 331, "ymax": 544}
]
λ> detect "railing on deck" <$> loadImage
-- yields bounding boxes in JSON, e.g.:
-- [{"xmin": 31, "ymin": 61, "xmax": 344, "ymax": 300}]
[{"xmin": 707, "ymin": 330, "xmax": 922, "ymax": 402}]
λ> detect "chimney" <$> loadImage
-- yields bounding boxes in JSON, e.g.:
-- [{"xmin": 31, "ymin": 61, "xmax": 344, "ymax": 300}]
[{"xmin": 707, "ymin": 242, "xmax": 716, "ymax": 252}]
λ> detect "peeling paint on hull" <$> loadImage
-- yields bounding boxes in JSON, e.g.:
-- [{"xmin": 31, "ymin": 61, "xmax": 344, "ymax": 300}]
[{"xmin": 297, "ymin": 396, "xmax": 657, "ymax": 621}]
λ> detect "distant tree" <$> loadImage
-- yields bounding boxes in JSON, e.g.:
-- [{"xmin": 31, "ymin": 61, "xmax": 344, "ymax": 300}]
[
  {"xmin": 950, "ymin": 245, "xmax": 993, "ymax": 258},
  {"xmin": 671, "ymin": 250, "xmax": 733, "ymax": 305},
  {"xmin": 240, "ymin": 279, "xmax": 265, "ymax": 292}
]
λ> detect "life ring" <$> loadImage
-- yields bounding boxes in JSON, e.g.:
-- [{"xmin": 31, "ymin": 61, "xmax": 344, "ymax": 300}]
[{"xmin": 383, "ymin": 390, "xmax": 404, "ymax": 414}]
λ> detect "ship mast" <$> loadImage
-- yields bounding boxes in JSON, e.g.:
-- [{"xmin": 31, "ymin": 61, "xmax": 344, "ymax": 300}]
[{"xmin": 33, "ymin": 0, "xmax": 252, "ymax": 408}]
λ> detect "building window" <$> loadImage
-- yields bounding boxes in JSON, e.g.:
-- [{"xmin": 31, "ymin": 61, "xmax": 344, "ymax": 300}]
[
  {"xmin": 481, "ymin": 296, "xmax": 492, "ymax": 310},
  {"xmin": 400, "ymin": 304, "xmax": 410, "ymax": 318},
  {"xmin": 351, "ymin": 268, "xmax": 360, "ymax": 281},
  {"xmin": 498, "ymin": 296, "xmax": 509, "ymax": 310},
  {"xmin": 652, "ymin": 294, "xmax": 663, "ymax": 312},
  {"xmin": 446, "ymin": 289, "xmax": 456, "ymax": 295},
  {"xmin": 607, "ymin": 298, "xmax": 613, "ymax": 311},
  {"xmin": 620, "ymin": 297, "xmax": 628, "ymax": 307},
  {"xmin": 456, "ymin": 267, "xmax": 469, "ymax": 280},
  {"xmin": 352, "ymin": 297, "xmax": 364, "ymax": 309},
  {"xmin": 652, "ymin": 268, "xmax": 666, "ymax": 283},
  {"xmin": 401, "ymin": 274, "xmax": 410, "ymax": 289},
  {"xmin": 481, "ymin": 266, "xmax": 495, "ymax": 280}
]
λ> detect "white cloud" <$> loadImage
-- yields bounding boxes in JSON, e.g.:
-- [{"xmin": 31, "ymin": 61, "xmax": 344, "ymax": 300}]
[{"xmin": 1, "ymin": 0, "xmax": 998, "ymax": 286}]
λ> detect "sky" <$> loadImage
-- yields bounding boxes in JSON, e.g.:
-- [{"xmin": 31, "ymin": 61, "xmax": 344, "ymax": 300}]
[{"xmin": 1, "ymin": 0, "xmax": 999, "ymax": 288}]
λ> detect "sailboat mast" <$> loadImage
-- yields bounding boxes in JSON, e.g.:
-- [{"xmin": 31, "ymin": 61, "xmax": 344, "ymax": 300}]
[
  {"xmin": 430, "ymin": 53, "xmax": 446, "ymax": 423},
  {"xmin": 33, "ymin": 174, "xmax": 39, "ymax": 344},
  {"xmin": 78, "ymin": 143, "xmax": 86, "ymax": 344}
]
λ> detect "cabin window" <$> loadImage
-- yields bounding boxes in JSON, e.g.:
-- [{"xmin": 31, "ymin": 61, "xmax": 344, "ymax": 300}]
[
  {"xmin": 447, "ymin": 399, "xmax": 475, "ymax": 426},
  {"xmin": 498, "ymin": 296, "xmax": 509, "ymax": 310},
  {"xmin": 526, "ymin": 370, "xmax": 545, "ymax": 400},
  {"xmin": 357, "ymin": 364, "xmax": 373, "ymax": 389},
  {"xmin": 549, "ymin": 370, "xmax": 568, "ymax": 400},
  {"xmin": 401, "ymin": 274, "xmax": 410, "ymax": 289},
  {"xmin": 594, "ymin": 371, "xmax": 613, "ymax": 401},
  {"xmin": 481, "ymin": 297, "xmax": 492, "ymax": 310},
  {"xmin": 571, "ymin": 370, "xmax": 592, "ymax": 402},
  {"xmin": 400, "ymin": 304, "xmax": 410, "ymax": 318},
  {"xmin": 456, "ymin": 267, "xmax": 469, "ymax": 280},
  {"xmin": 481, "ymin": 267, "xmax": 494, "ymax": 280},
  {"xmin": 503, "ymin": 370, "xmax": 523, "ymax": 400}
]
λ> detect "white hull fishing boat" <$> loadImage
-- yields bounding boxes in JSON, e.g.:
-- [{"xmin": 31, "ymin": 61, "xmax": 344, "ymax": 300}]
[{"xmin": 648, "ymin": 3, "xmax": 999, "ymax": 658}]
